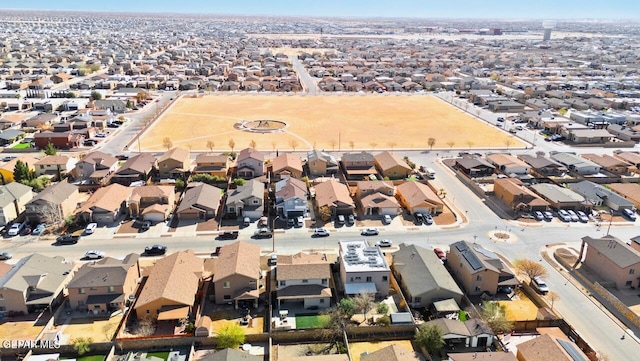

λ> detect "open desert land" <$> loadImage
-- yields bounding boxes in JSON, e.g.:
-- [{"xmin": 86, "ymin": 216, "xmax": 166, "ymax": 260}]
[{"xmin": 139, "ymin": 94, "xmax": 525, "ymax": 152}]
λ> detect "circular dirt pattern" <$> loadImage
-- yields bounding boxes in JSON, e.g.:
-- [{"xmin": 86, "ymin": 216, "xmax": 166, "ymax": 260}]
[
  {"xmin": 235, "ymin": 119, "xmax": 288, "ymax": 133},
  {"xmin": 494, "ymin": 232, "xmax": 510, "ymax": 240}
]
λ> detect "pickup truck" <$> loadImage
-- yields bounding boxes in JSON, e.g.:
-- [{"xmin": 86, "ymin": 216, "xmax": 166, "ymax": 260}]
[
  {"xmin": 217, "ymin": 231, "xmax": 239, "ymax": 240},
  {"xmin": 252, "ymin": 228, "xmax": 273, "ymax": 239},
  {"xmin": 56, "ymin": 230, "xmax": 83, "ymax": 244}
]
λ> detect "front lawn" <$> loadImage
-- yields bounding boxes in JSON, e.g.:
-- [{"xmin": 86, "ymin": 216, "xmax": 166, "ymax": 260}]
[
  {"xmin": 295, "ymin": 314, "xmax": 330, "ymax": 329},
  {"xmin": 12, "ymin": 143, "xmax": 31, "ymax": 149},
  {"xmin": 145, "ymin": 352, "xmax": 170, "ymax": 360}
]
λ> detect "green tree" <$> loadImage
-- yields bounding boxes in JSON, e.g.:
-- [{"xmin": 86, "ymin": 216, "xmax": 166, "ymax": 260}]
[
  {"xmin": 415, "ymin": 323, "xmax": 445, "ymax": 354},
  {"xmin": 13, "ymin": 160, "xmax": 32, "ymax": 182},
  {"xmin": 175, "ymin": 179, "xmax": 186, "ymax": 192},
  {"xmin": 216, "ymin": 322, "xmax": 245, "ymax": 349},
  {"xmin": 338, "ymin": 297, "xmax": 355, "ymax": 317},
  {"xmin": 126, "ymin": 99, "xmax": 133, "ymax": 109},
  {"xmin": 402, "ymin": 156, "xmax": 416, "ymax": 169},
  {"xmin": 376, "ymin": 302, "xmax": 389, "ymax": 315},
  {"xmin": 73, "ymin": 337, "xmax": 93, "ymax": 355},
  {"xmin": 90, "ymin": 91, "xmax": 102, "ymax": 101},
  {"xmin": 233, "ymin": 178, "xmax": 246, "ymax": 187},
  {"xmin": 353, "ymin": 292, "xmax": 375, "ymax": 323},
  {"xmin": 44, "ymin": 142, "xmax": 57, "ymax": 155},
  {"xmin": 481, "ymin": 301, "xmax": 513, "ymax": 334}
]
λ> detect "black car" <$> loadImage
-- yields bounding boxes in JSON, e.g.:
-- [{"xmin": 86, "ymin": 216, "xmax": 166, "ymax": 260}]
[
  {"xmin": 414, "ymin": 213, "xmax": 424, "ymax": 224},
  {"xmin": 56, "ymin": 234, "xmax": 79, "ymax": 245},
  {"xmin": 217, "ymin": 231, "xmax": 239, "ymax": 240},
  {"xmin": 144, "ymin": 245, "xmax": 167, "ymax": 256}
]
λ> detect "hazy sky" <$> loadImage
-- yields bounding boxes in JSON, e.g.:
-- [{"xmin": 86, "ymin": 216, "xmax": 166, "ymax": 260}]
[{"xmin": 2, "ymin": 0, "xmax": 638, "ymax": 19}]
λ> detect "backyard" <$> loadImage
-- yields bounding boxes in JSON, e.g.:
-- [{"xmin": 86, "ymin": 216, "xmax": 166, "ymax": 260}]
[
  {"xmin": 349, "ymin": 340, "xmax": 417, "ymax": 361},
  {"xmin": 295, "ymin": 313, "xmax": 331, "ymax": 329},
  {"xmin": 61, "ymin": 315, "xmax": 123, "ymax": 343},
  {"xmin": 139, "ymin": 94, "xmax": 525, "ymax": 152},
  {"xmin": 0, "ymin": 319, "xmax": 44, "ymax": 340}
]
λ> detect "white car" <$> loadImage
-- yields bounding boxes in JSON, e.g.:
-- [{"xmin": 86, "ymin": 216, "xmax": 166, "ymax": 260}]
[
  {"xmin": 531, "ymin": 276, "xmax": 549, "ymax": 295},
  {"xmin": 566, "ymin": 210, "xmax": 579, "ymax": 222},
  {"xmin": 7, "ymin": 223, "xmax": 23, "ymax": 236},
  {"xmin": 95, "ymin": 133, "xmax": 107, "ymax": 138},
  {"xmin": 84, "ymin": 223, "xmax": 98, "ymax": 234},
  {"xmin": 361, "ymin": 228, "xmax": 379, "ymax": 236},
  {"xmin": 623, "ymin": 208, "xmax": 637, "ymax": 221},
  {"xmin": 312, "ymin": 228, "xmax": 330, "ymax": 237},
  {"xmin": 576, "ymin": 211, "xmax": 589, "ymax": 223},
  {"xmin": 382, "ymin": 215, "xmax": 392, "ymax": 224},
  {"xmin": 85, "ymin": 250, "xmax": 105, "ymax": 259},
  {"xmin": 376, "ymin": 239, "xmax": 393, "ymax": 247}
]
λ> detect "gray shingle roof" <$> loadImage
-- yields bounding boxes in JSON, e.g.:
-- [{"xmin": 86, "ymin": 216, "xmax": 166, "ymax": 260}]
[{"xmin": 583, "ymin": 235, "xmax": 640, "ymax": 268}]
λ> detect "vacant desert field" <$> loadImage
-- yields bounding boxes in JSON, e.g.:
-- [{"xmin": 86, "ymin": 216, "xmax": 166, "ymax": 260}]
[{"xmin": 139, "ymin": 94, "xmax": 525, "ymax": 152}]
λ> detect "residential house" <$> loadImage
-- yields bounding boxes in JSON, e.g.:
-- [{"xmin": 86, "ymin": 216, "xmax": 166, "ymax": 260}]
[
  {"xmin": 213, "ymin": 241, "xmax": 261, "ymax": 308},
  {"xmin": 360, "ymin": 344, "xmax": 423, "ymax": 361},
  {"xmin": 530, "ymin": 183, "xmax": 586, "ymax": 211},
  {"xmin": 236, "ymin": 148, "xmax": 265, "ymax": 179},
  {"xmin": 34, "ymin": 131, "xmax": 82, "ymax": 149},
  {"xmin": 176, "ymin": 182, "xmax": 222, "ymax": 220},
  {"xmin": 614, "ymin": 151, "xmax": 640, "ymax": 170},
  {"xmin": 448, "ymin": 241, "xmax": 518, "ymax": 296},
  {"xmin": 581, "ymin": 236, "xmax": 640, "ymax": 289},
  {"xmin": 0, "ymin": 254, "xmax": 73, "ymax": 314},
  {"xmin": 274, "ymin": 177, "xmax": 307, "ymax": 219},
  {"xmin": 395, "ymin": 181, "xmax": 443, "ymax": 216},
  {"xmin": 486, "ymin": 153, "xmax": 530, "ymax": 175},
  {"xmin": 493, "ymin": 178, "xmax": 550, "ymax": 212},
  {"xmin": 157, "ymin": 147, "xmax": 191, "ymax": 179},
  {"xmin": 199, "ymin": 349, "xmax": 261, "ymax": 361},
  {"xmin": 111, "ymin": 153, "xmax": 157, "ymax": 186},
  {"xmin": 225, "ymin": 179, "xmax": 264, "ymax": 220},
  {"xmin": 67, "ymin": 254, "xmax": 140, "ymax": 313},
  {"xmin": 423, "ymin": 318, "xmax": 494, "ymax": 349},
  {"xmin": 193, "ymin": 153, "xmax": 231, "ymax": 180},
  {"xmin": 581, "ymin": 153, "xmax": 633, "ymax": 175},
  {"xmin": 455, "ymin": 157, "xmax": 496, "ymax": 178},
  {"xmin": 75, "ymin": 183, "xmax": 131, "ymax": 224},
  {"xmin": 94, "ymin": 99, "xmax": 127, "ymax": 113},
  {"xmin": 341, "ymin": 151, "xmax": 377, "ymax": 180},
  {"xmin": 356, "ymin": 180, "xmax": 400, "ymax": 216},
  {"xmin": 374, "ymin": 151, "xmax": 412, "ymax": 179},
  {"xmin": 307, "ymin": 149, "xmax": 339, "ymax": 176},
  {"xmin": 0, "ymin": 155, "xmax": 39, "ymax": 183},
  {"xmin": 0, "ymin": 129, "xmax": 25, "ymax": 146},
  {"xmin": 276, "ymin": 252, "xmax": 332, "ymax": 309},
  {"xmin": 25, "ymin": 181, "xmax": 79, "ymax": 224},
  {"xmin": 339, "ymin": 240, "xmax": 390, "ymax": 297},
  {"xmin": 313, "ymin": 179, "xmax": 355, "ymax": 218},
  {"xmin": 134, "ymin": 250, "xmax": 203, "ymax": 321},
  {"xmin": 569, "ymin": 180, "xmax": 634, "ymax": 211},
  {"xmin": 0, "ymin": 182, "xmax": 33, "ymax": 226},
  {"xmin": 34, "ymin": 155, "xmax": 77, "ymax": 178},
  {"xmin": 516, "ymin": 327, "xmax": 589, "ymax": 361},
  {"xmin": 567, "ymin": 128, "xmax": 612, "ymax": 144},
  {"xmin": 128, "ymin": 185, "xmax": 175, "ymax": 222},
  {"xmin": 393, "ymin": 244, "xmax": 463, "ymax": 308},
  {"xmin": 518, "ymin": 155, "xmax": 567, "ymax": 176},
  {"xmin": 271, "ymin": 153, "xmax": 303, "ymax": 180},
  {"xmin": 74, "ymin": 151, "xmax": 118, "ymax": 184},
  {"xmin": 609, "ymin": 183, "xmax": 640, "ymax": 210},
  {"xmin": 550, "ymin": 153, "xmax": 601, "ymax": 175}
]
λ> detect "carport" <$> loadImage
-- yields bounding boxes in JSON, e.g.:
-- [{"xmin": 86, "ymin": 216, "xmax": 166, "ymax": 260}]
[{"xmin": 344, "ymin": 282, "xmax": 377, "ymax": 296}]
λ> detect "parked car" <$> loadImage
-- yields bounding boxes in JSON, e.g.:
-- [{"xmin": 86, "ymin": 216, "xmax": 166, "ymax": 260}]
[
  {"xmin": 252, "ymin": 228, "xmax": 273, "ymax": 239},
  {"xmin": 217, "ymin": 231, "xmax": 239, "ymax": 240},
  {"xmin": 361, "ymin": 228, "xmax": 379, "ymax": 236},
  {"xmin": 531, "ymin": 276, "xmax": 549, "ymax": 295},
  {"xmin": 557, "ymin": 210, "xmax": 572, "ymax": 222},
  {"xmin": 85, "ymin": 250, "xmax": 105, "ymax": 259},
  {"xmin": 116, "ymin": 155, "xmax": 129, "ymax": 161},
  {"xmin": 287, "ymin": 218, "xmax": 295, "ymax": 228},
  {"xmin": 0, "ymin": 252, "xmax": 12, "ymax": 260},
  {"xmin": 296, "ymin": 216, "xmax": 304, "ymax": 228},
  {"xmin": 382, "ymin": 214, "xmax": 392, "ymax": 224},
  {"xmin": 84, "ymin": 223, "xmax": 98, "ymax": 235},
  {"xmin": 414, "ymin": 213, "xmax": 424, "ymax": 224},
  {"xmin": 32, "ymin": 223, "xmax": 46, "ymax": 235},
  {"xmin": 144, "ymin": 245, "xmax": 167, "ymax": 256},
  {"xmin": 567, "ymin": 210, "xmax": 579, "ymax": 222},
  {"xmin": 312, "ymin": 228, "xmax": 331, "ymax": 237},
  {"xmin": 20, "ymin": 225, "xmax": 31, "ymax": 235},
  {"xmin": 347, "ymin": 214, "xmax": 355, "ymax": 225},
  {"xmin": 623, "ymin": 208, "xmax": 637, "ymax": 221},
  {"xmin": 534, "ymin": 211, "xmax": 544, "ymax": 221},
  {"xmin": 577, "ymin": 211, "xmax": 589, "ymax": 223},
  {"xmin": 95, "ymin": 133, "xmax": 107, "ymax": 138},
  {"xmin": 424, "ymin": 214, "xmax": 434, "ymax": 225},
  {"xmin": 543, "ymin": 211, "xmax": 554, "ymax": 221},
  {"xmin": 56, "ymin": 232, "xmax": 81, "ymax": 245},
  {"xmin": 497, "ymin": 285, "xmax": 513, "ymax": 294},
  {"xmin": 376, "ymin": 239, "xmax": 392, "ymax": 247},
  {"xmin": 140, "ymin": 220, "xmax": 151, "ymax": 231},
  {"xmin": 336, "ymin": 215, "xmax": 345, "ymax": 225},
  {"xmin": 434, "ymin": 247, "xmax": 446, "ymax": 260},
  {"xmin": 269, "ymin": 253, "xmax": 277, "ymax": 266},
  {"xmin": 7, "ymin": 223, "xmax": 23, "ymax": 237}
]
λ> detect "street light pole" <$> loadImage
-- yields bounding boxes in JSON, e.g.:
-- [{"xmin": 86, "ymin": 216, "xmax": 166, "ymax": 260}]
[
  {"xmin": 272, "ymin": 216, "xmax": 280, "ymax": 252},
  {"xmin": 606, "ymin": 211, "xmax": 613, "ymax": 236}
]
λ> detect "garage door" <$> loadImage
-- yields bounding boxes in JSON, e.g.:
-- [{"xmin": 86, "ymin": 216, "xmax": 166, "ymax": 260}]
[
  {"xmin": 143, "ymin": 213, "xmax": 165, "ymax": 223},
  {"xmin": 93, "ymin": 214, "xmax": 116, "ymax": 225}
]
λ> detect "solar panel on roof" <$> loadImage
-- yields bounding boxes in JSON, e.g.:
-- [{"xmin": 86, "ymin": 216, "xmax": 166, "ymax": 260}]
[
  {"xmin": 462, "ymin": 251, "xmax": 483, "ymax": 271},
  {"xmin": 557, "ymin": 339, "xmax": 587, "ymax": 361},
  {"xmin": 455, "ymin": 242, "xmax": 468, "ymax": 252}
]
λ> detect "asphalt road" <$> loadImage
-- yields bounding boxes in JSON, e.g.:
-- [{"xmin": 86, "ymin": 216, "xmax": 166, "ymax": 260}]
[{"xmin": 290, "ymin": 55, "xmax": 319, "ymax": 95}]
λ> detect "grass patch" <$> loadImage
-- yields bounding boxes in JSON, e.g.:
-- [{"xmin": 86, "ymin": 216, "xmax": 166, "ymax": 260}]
[
  {"xmin": 145, "ymin": 352, "xmax": 170, "ymax": 360},
  {"xmin": 295, "ymin": 314, "xmax": 330, "ymax": 329},
  {"xmin": 65, "ymin": 356, "xmax": 105, "ymax": 361},
  {"xmin": 12, "ymin": 143, "xmax": 31, "ymax": 149}
]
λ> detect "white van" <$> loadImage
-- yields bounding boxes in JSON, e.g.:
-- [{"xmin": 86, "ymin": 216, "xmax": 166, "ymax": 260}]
[{"xmin": 425, "ymin": 168, "xmax": 436, "ymax": 179}]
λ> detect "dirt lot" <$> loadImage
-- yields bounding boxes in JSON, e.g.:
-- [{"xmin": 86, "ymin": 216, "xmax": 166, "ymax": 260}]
[
  {"xmin": 499, "ymin": 290, "xmax": 539, "ymax": 321},
  {"xmin": 139, "ymin": 94, "xmax": 524, "ymax": 152},
  {"xmin": 61, "ymin": 315, "xmax": 123, "ymax": 343},
  {"xmin": 0, "ymin": 319, "xmax": 45, "ymax": 340},
  {"xmin": 349, "ymin": 340, "xmax": 417, "ymax": 361}
]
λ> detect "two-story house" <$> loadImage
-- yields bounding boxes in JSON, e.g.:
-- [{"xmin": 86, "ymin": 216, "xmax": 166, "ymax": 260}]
[
  {"xmin": 111, "ymin": 153, "xmax": 157, "ymax": 186},
  {"xmin": 213, "ymin": 241, "xmax": 261, "ymax": 308},
  {"xmin": 486, "ymin": 153, "xmax": 530, "ymax": 176},
  {"xmin": 270, "ymin": 153, "xmax": 303, "ymax": 180},
  {"xmin": 276, "ymin": 252, "xmax": 332, "ymax": 309},
  {"xmin": 341, "ymin": 151, "xmax": 377, "ymax": 180},
  {"xmin": 225, "ymin": 179, "xmax": 264, "ymax": 220},
  {"xmin": 339, "ymin": 240, "xmax": 390, "ymax": 297},
  {"xmin": 307, "ymin": 149, "xmax": 339, "ymax": 176},
  {"xmin": 67, "ymin": 253, "xmax": 140, "ymax": 313},
  {"xmin": 176, "ymin": 182, "xmax": 223, "ymax": 220},
  {"xmin": 34, "ymin": 155, "xmax": 77, "ymax": 178},
  {"xmin": 0, "ymin": 182, "xmax": 34, "ymax": 226},
  {"xmin": 493, "ymin": 178, "xmax": 550, "ymax": 212},
  {"xmin": 236, "ymin": 148, "xmax": 265, "ymax": 179},
  {"xmin": 74, "ymin": 151, "xmax": 118, "ymax": 185},
  {"xmin": 157, "ymin": 147, "xmax": 191, "ymax": 179},
  {"xmin": 25, "ymin": 181, "xmax": 80, "ymax": 224},
  {"xmin": 356, "ymin": 180, "xmax": 400, "ymax": 216},
  {"xmin": 0, "ymin": 254, "xmax": 73, "ymax": 314},
  {"xmin": 274, "ymin": 177, "xmax": 307, "ymax": 219},
  {"xmin": 76, "ymin": 183, "xmax": 132, "ymax": 224},
  {"xmin": 193, "ymin": 153, "xmax": 231, "ymax": 179},
  {"xmin": 581, "ymin": 236, "xmax": 640, "ymax": 289},
  {"xmin": 128, "ymin": 185, "xmax": 175, "ymax": 222}
]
